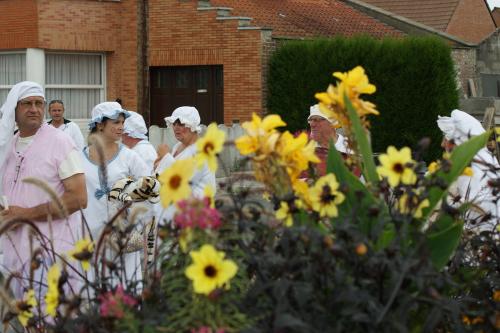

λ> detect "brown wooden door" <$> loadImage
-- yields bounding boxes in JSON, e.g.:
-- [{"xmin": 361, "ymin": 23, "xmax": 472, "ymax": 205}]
[{"xmin": 150, "ymin": 65, "xmax": 223, "ymax": 126}]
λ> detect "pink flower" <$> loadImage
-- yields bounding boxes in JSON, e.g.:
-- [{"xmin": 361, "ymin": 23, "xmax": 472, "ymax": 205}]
[
  {"xmin": 99, "ymin": 285, "xmax": 138, "ymax": 319},
  {"xmin": 174, "ymin": 197, "xmax": 221, "ymax": 230}
]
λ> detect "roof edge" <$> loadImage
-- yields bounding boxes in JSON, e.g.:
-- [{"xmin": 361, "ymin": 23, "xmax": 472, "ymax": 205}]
[{"xmin": 339, "ymin": 0, "xmax": 477, "ymax": 47}]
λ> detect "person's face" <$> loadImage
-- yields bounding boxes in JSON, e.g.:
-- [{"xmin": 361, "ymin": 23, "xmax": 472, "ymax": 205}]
[
  {"xmin": 121, "ymin": 133, "xmax": 134, "ymax": 148},
  {"xmin": 97, "ymin": 115, "xmax": 125, "ymax": 142},
  {"xmin": 48, "ymin": 102, "xmax": 64, "ymax": 122},
  {"xmin": 172, "ymin": 119, "xmax": 196, "ymax": 144},
  {"xmin": 441, "ymin": 137, "xmax": 456, "ymax": 153},
  {"xmin": 308, "ymin": 116, "xmax": 335, "ymax": 142},
  {"xmin": 15, "ymin": 96, "xmax": 45, "ymax": 133}
]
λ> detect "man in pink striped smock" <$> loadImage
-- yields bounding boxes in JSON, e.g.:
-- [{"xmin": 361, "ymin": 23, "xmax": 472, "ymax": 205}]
[{"xmin": 0, "ymin": 81, "xmax": 87, "ymax": 299}]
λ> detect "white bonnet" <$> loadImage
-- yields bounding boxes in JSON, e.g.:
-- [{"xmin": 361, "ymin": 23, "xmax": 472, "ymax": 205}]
[
  {"xmin": 437, "ymin": 109, "xmax": 485, "ymax": 145},
  {"xmin": 88, "ymin": 101, "xmax": 130, "ymax": 130},
  {"xmin": 123, "ymin": 111, "xmax": 148, "ymax": 140},
  {"xmin": 308, "ymin": 104, "xmax": 338, "ymax": 125},
  {"xmin": 164, "ymin": 106, "xmax": 202, "ymax": 133}
]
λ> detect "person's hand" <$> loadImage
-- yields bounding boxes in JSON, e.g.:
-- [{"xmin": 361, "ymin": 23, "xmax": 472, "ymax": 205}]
[
  {"xmin": 154, "ymin": 144, "xmax": 171, "ymax": 170},
  {"xmin": 0, "ymin": 205, "xmax": 32, "ymax": 223}
]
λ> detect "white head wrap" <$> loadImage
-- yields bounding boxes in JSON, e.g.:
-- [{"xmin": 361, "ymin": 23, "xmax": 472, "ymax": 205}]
[
  {"xmin": 308, "ymin": 104, "xmax": 338, "ymax": 125},
  {"xmin": 123, "ymin": 111, "xmax": 148, "ymax": 140},
  {"xmin": 164, "ymin": 106, "xmax": 202, "ymax": 133},
  {"xmin": 0, "ymin": 81, "xmax": 44, "ymax": 176},
  {"xmin": 88, "ymin": 101, "xmax": 130, "ymax": 130},
  {"xmin": 437, "ymin": 109, "xmax": 485, "ymax": 145}
]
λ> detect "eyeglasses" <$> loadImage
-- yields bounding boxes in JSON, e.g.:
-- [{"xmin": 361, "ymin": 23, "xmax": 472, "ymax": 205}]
[
  {"xmin": 18, "ymin": 99, "xmax": 45, "ymax": 109},
  {"xmin": 308, "ymin": 117, "xmax": 326, "ymax": 123}
]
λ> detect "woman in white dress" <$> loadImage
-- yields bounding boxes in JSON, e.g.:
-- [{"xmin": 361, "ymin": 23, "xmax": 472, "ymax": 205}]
[
  {"xmin": 154, "ymin": 106, "xmax": 216, "ymax": 223},
  {"xmin": 437, "ymin": 109, "xmax": 500, "ymax": 232},
  {"xmin": 81, "ymin": 101, "xmax": 149, "ymax": 284}
]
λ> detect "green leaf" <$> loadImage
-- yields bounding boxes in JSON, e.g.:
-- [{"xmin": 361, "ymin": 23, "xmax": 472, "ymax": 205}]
[
  {"xmin": 425, "ymin": 215, "xmax": 463, "ymax": 270},
  {"xmin": 344, "ymin": 95, "xmax": 379, "ymax": 184},
  {"xmin": 326, "ymin": 141, "xmax": 388, "ymax": 235},
  {"xmin": 422, "ymin": 131, "xmax": 490, "ymax": 220}
]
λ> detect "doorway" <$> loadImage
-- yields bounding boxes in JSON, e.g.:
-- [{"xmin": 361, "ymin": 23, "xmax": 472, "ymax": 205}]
[{"xmin": 150, "ymin": 65, "xmax": 223, "ymax": 126}]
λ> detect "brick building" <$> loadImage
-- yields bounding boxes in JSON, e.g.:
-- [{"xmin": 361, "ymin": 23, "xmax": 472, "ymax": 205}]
[
  {"xmin": 0, "ymin": 0, "xmax": 404, "ymax": 128},
  {"xmin": 354, "ymin": 0, "xmax": 496, "ymax": 44}
]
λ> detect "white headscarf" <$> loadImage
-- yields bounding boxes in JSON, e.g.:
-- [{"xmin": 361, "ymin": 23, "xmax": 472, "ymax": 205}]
[
  {"xmin": 0, "ymin": 81, "xmax": 44, "ymax": 180},
  {"xmin": 437, "ymin": 109, "xmax": 485, "ymax": 145},
  {"xmin": 164, "ymin": 106, "xmax": 202, "ymax": 133},
  {"xmin": 123, "ymin": 111, "xmax": 148, "ymax": 140},
  {"xmin": 308, "ymin": 104, "xmax": 339, "ymax": 125},
  {"xmin": 88, "ymin": 101, "xmax": 130, "ymax": 130}
]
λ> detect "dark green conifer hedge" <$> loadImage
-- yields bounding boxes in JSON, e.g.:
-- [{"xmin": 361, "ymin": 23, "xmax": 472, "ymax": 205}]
[{"xmin": 267, "ymin": 36, "xmax": 459, "ymax": 161}]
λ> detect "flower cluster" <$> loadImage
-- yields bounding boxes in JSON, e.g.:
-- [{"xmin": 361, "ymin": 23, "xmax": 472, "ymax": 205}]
[
  {"xmin": 315, "ymin": 66, "xmax": 378, "ymax": 128},
  {"xmin": 99, "ymin": 285, "xmax": 138, "ymax": 319},
  {"xmin": 235, "ymin": 113, "xmax": 319, "ymax": 197},
  {"xmin": 174, "ymin": 197, "xmax": 221, "ymax": 229}
]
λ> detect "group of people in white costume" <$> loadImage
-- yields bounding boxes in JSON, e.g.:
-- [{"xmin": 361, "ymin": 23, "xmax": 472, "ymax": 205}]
[{"xmin": 0, "ymin": 80, "xmax": 498, "ymax": 302}]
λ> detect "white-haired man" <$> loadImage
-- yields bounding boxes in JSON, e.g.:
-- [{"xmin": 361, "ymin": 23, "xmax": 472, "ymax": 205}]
[{"xmin": 307, "ymin": 104, "xmax": 358, "ymax": 177}]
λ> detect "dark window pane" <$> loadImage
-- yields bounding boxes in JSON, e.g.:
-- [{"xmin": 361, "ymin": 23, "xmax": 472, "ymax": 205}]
[
  {"xmin": 197, "ymin": 68, "xmax": 209, "ymax": 89},
  {"xmin": 176, "ymin": 69, "xmax": 189, "ymax": 88},
  {"xmin": 216, "ymin": 67, "xmax": 223, "ymax": 88}
]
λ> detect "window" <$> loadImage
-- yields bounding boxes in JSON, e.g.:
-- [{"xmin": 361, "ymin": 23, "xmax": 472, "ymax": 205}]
[
  {"xmin": 0, "ymin": 52, "xmax": 26, "ymax": 103},
  {"xmin": 481, "ymin": 73, "xmax": 500, "ymax": 98},
  {"xmin": 45, "ymin": 53, "xmax": 105, "ymax": 119}
]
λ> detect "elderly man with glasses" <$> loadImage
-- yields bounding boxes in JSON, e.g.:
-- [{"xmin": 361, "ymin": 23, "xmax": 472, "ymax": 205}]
[
  {"xmin": 0, "ymin": 81, "xmax": 87, "ymax": 298},
  {"xmin": 307, "ymin": 104, "xmax": 352, "ymax": 177}
]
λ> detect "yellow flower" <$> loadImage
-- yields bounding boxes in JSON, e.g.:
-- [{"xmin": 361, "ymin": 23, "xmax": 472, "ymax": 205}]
[
  {"xmin": 427, "ymin": 161, "xmax": 439, "ymax": 174},
  {"xmin": 462, "ymin": 166, "xmax": 473, "ymax": 177},
  {"xmin": 377, "ymin": 146, "xmax": 416, "ymax": 187},
  {"xmin": 196, "ymin": 123, "xmax": 226, "ymax": 172},
  {"xmin": 158, "ymin": 157, "xmax": 195, "ymax": 207},
  {"xmin": 17, "ymin": 289, "xmax": 37, "ymax": 327},
  {"xmin": 315, "ymin": 66, "xmax": 378, "ymax": 129},
  {"xmin": 276, "ymin": 132, "xmax": 320, "ymax": 181},
  {"xmin": 309, "ymin": 174, "xmax": 345, "ymax": 218},
  {"xmin": 275, "ymin": 201, "xmax": 293, "ymax": 227},
  {"xmin": 185, "ymin": 244, "xmax": 238, "ymax": 295},
  {"xmin": 333, "ymin": 66, "xmax": 376, "ymax": 97},
  {"xmin": 67, "ymin": 238, "xmax": 94, "ymax": 271},
  {"xmin": 45, "ymin": 264, "xmax": 61, "ymax": 317},
  {"xmin": 398, "ymin": 193, "xmax": 430, "ymax": 218},
  {"xmin": 204, "ymin": 184, "xmax": 215, "ymax": 208},
  {"xmin": 235, "ymin": 113, "xmax": 285, "ymax": 156},
  {"xmin": 292, "ymin": 178, "xmax": 313, "ymax": 209}
]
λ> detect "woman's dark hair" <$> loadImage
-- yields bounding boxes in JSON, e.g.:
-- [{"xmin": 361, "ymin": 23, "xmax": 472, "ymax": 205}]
[{"xmin": 89, "ymin": 116, "xmax": 110, "ymax": 134}]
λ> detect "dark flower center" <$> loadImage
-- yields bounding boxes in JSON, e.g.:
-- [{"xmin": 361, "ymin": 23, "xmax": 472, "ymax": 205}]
[
  {"xmin": 392, "ymin": 163, "xmax": 404, "ymax": 174},
  {"xmin": 204, "ymin": 265, "xmax": 217, "ymax": 278},
  {"xmin": 320, "ymin": 185, "xmax": 336, "ymax": 204},
  {"xmin": 169, "ymin": 175, "xmax": 182, "ymax": 189},
  {"xmin": 204, "ymin": 142, "xmax": 215, "ymax": 154}
]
